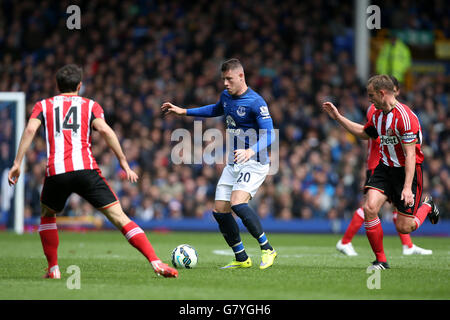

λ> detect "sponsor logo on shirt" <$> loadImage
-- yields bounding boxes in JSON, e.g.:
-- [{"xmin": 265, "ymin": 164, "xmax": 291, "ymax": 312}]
[
  {"xmin": 226, "ymin": 115, "xmax": 240, "ymax": 135},
  {"xmin": 380, "ymin": 135, "xmax": 399, "ymax": 145}
]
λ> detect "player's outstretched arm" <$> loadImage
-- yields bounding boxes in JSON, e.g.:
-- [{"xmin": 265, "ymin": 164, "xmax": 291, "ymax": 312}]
[
  {"xmin": 322, "ymin": 102, "xmax": 370, "ymax": 140},
  {"xmin": 92, "ymin": 118, "xmax": 138, "ymax": 183},
  {"xmin": 162, "ymin": 101, "xmax": 223, "ymax": 118},
  {"xmin": 8, "ymin": 118, "xmax": 41, "ymax": 186},
  {"xmin": 161, "ymin": 102, "xmax": 187, "ymax": 116}
]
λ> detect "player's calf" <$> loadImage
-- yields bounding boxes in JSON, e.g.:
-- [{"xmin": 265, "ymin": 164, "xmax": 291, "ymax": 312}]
[
  {"xmin": 231, "ymin": 203, "xmax": 273, "ymax": 251},
  {"xmin": 38, "ymin": 216, "xmax": 59, "ymax": 271},
  {"xmin": 213, "ymin": 211, "xmax": 249, "ymax": 262}
]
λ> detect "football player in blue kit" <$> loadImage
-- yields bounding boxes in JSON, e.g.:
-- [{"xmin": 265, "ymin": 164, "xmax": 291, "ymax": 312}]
[{"xmin": 161, "ymin": 58, "xmax": 277, "ymax": 269}]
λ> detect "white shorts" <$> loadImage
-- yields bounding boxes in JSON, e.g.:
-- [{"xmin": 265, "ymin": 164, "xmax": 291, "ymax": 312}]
[{"xmin": 215, "ymin": 160, "xmax": 269, "ymax": 201}]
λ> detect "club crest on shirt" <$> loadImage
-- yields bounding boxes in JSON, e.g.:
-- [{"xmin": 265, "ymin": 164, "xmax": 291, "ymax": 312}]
[
  {"xmin": 236, "ymin": 106, "xmax": 246, "ymax": 117},
  {"xmin": 387, "ymin": 128, "xmax": 394, "ymax": 136}
]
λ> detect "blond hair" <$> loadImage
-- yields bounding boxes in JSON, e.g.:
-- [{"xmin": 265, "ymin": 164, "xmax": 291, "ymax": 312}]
[{"xmin": 367, "ymin": 75, "xmax": 395, "ymax": 92}]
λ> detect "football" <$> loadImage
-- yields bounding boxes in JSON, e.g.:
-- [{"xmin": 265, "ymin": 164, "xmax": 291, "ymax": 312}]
[{"xmin": 171, "ymin": 244, "xmax": 198, "ymax": 269}]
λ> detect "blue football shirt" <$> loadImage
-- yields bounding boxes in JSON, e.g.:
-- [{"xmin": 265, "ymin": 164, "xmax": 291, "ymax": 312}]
[{"xmin": 186, "ymin": 87, "xmax": 275, "ymax": 164}]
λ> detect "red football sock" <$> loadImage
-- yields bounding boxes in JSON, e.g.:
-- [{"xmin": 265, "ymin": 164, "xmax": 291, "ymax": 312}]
[
  {"xmin": 38, "ymin": 217, "xmax": 59, "ymax": 269},
  {"xmin": 413, "ymin": 202, "xmax": 432, "ymax": 230},
  {"xmin": 121, "ymin": 221, "xmax": 159, "ymax": 262},
  {"xmin": 364, "ymin": 217, "xmax": 387, "ymax": 262},
  {"xmin": 342, "ymin": 207, "xmax": 365, "ymax": 244},
  {"xmin": 392, "ymin": 212, "xmax": 413, "ymax": 248}
]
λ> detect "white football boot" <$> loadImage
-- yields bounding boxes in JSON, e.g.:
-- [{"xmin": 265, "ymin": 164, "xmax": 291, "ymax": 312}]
[
  {"xmin": 402, "ymin": 244, "xmax": 432, "ymax": 255},
  {"xmin": 336, "ymin": 240, "xmax": 358, "ymax": 256}
]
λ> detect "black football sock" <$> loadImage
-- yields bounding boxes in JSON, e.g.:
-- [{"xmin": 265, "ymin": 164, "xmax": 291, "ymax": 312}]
[
  {"xmin": 212, "ymin": 211, "xmax": 248, "ymax": 261},
  {"xmin": 231, "ymin": 203, "xmax": 273, "ymax": 251}
]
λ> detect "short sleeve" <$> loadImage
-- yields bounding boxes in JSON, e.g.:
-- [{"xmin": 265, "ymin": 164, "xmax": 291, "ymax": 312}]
[
  {"xmin": 363, "ymin": 113, "xmax": 378, "ymax": 139},
  {"xmin": 92, "ymin": 102, "xmax": 105, "ymax": 120},
  {"xmin": 30, "ymin": 101, "xmax": 43, "ymax": 122},
  {"xmin": 397, "ymin": 110, "xmax": 420, "ymax": 144}
]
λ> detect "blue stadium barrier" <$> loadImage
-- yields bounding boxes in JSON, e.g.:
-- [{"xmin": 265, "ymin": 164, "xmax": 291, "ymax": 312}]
[
  {"xmin": 15, "ymin": 216, "xmax": 450, "ymax": 236},
  {"xmin": 103, "ymin": 217, "xmax": 450, "ymax": 237}
]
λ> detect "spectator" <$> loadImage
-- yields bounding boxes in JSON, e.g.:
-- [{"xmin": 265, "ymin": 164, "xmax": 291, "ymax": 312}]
[
  {"xmin": 0, "ymin": 0, "xmax": 447, "ymax": 223},
  {"xmin": 375, "ymin": 33, "xmax": 412, "ymax": 83}
]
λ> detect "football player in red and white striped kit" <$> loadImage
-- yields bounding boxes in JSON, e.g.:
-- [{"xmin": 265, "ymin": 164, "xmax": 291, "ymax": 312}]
[
  {"xmin": 336, "ymin": 76, "xmax": 432, "ymax": 257},
  {"xmin": 322, "ymin": 74, "xmax": 439, "ymax": 270},
  {"xmin": 8, "ymin": 64, "xmax": 178, "ymax": 278}
]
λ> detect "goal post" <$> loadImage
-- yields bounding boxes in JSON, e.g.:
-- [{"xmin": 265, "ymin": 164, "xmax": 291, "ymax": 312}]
[{"xmin": 0, "ymin": 92, "xmax": 25, "ymax": 234}]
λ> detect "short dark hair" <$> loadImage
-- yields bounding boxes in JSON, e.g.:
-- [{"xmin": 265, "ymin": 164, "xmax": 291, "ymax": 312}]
[
  {"xmin": 221, "ymin": 58, "xmax": 243, "ymax": 72},
  {"xmin": 56, "ymin": 64, "xmax": 82, "ymax": 93}
]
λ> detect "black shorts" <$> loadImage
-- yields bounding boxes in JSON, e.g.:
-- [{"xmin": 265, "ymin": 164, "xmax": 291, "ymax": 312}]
[
  {"xmin": 364, "ymin": 168, "xmax": 392, "ymax": 204},
  {"xmin": 41, "ymin": 169, "xmax": 119, "ymax": 213},
  {"xmin": 364, "ymin": 162, "xmax": 423, "ymax": 216},
  {"xmin": 364, "ymin": 169, "xmax": 375, "ymax": 186}
]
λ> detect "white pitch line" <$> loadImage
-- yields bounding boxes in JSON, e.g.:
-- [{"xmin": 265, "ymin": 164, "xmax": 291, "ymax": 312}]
[
  {"xmin": 212, "ymin": 250, "xmax": 238, "ymax": 256},
  {"xmin": 212, "ymin": 249, "xmax": 326, "ymax": 258}
]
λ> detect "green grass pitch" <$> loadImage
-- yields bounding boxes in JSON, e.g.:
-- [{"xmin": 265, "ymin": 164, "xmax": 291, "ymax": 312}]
[{"xmin": 0, "ymin": 231, "xmax": 449, "ymax": 300}]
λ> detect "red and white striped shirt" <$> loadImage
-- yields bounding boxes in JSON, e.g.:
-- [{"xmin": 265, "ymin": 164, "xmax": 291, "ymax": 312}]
[
  {"xmin": 30, "ymin": 95, "xmax": 105, "ymax": 176},
  {"xmin": 363, "ymin": 101, "xmax": 424, "ymax": 167}
]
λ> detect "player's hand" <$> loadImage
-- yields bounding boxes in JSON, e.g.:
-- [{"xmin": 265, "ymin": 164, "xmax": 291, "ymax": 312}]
[
  {"xmin": 8, "ymin": 163, "xmax": 21, "ymax": 186},
  {"xmin": 124, "ymin": 168, "xmax": 139, "ymax": 183},
  {"xmin": 119, "ymin": 160, "xmax": 139, "ymax": 183},
  {"xmin": 161, "ymin": 102, "xmax": 186, "ymax": 116},
  {"xmin": 322, "ymin": 102, "xmax": 340, "ymax": 120},
  {"xmin": 401, "ymin": 188, "xmax": 414, "ymax": 207},
  {"xmin": 234, "ymin": 149, "xmax": 255, "ymax": 164}
]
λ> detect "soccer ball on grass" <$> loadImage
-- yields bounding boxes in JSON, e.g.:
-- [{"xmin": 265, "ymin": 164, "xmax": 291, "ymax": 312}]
[{"xmin": 171, "ymin": 244, "xmax": 198, "ymax": 269}]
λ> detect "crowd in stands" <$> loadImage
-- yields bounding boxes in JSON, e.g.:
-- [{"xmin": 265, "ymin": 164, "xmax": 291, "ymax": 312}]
[{"xmin": 0, "ymin": 0, "xmax": 448, "ymax": 222}]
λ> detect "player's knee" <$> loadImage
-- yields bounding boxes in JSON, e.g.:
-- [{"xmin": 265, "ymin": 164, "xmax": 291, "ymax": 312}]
[
  {"xmin": 230, "ymin": 193, "xmax": 250, "ymax": 207},
  {"xmin": 41, "ymin": 211, "xmax": 57, "ymax": 218},
  {"xmin": 362, "ymin": 202, "xmax": 378, "ymax": 219},
  {"xmin": 214, "ymin": 200, "xmax": 231, "ymax": 213},
  {"xmin": 230, "ymin": 199, "xmax": 246, "ymax": 207},
  {"xmin": 41, "ymin": 205, "xmax": 57, "ymax": 218},
  {"xmin": 229, "ymin": 195, "xmax": 239, "ymax": 207},
  {"xmin": 395, "ymin": 221, "xmax": 414, "ymax": 234},
  {"xmin": 396, "ymin": 224, "xmax": 411, "ymax": 234}
]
